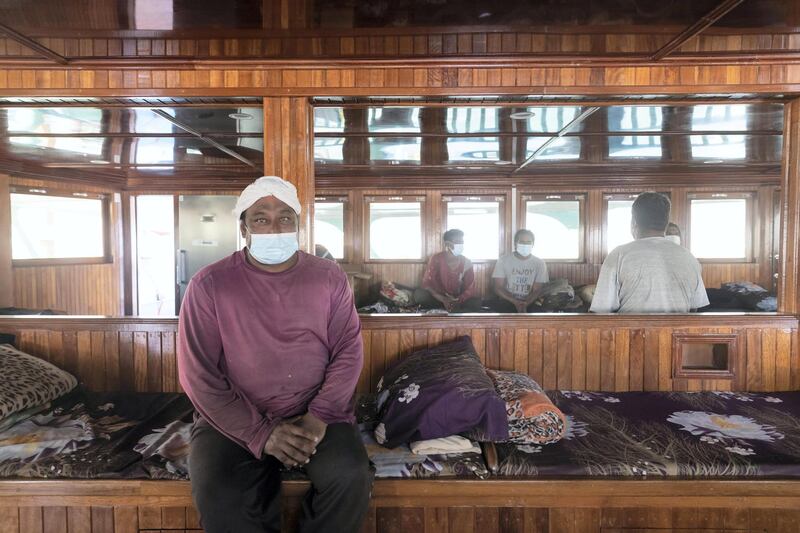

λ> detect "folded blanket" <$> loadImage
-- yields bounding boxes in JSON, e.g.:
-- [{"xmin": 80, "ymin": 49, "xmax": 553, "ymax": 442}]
[
  {"xmin": 410, "ymin": 436, "xmax": 480, "ymax": 455},
  {"xmin": 488, "ymin": 370, "xmax": 567, "ymax": 445}
]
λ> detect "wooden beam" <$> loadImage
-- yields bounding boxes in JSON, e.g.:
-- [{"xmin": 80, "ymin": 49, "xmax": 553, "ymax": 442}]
[
  {"xmin": 778, "ymin": 98, "xmax": 800, "ymax": 314},
  {"xmin": 650, "ymin": 0, "xmax": 746, "ymax": 61},
  {"xmin": 0, "ymin": 173, "xmax": 13, "ymax": 308},
  {"xmin": 0, "ymin": 23, "xmax": 69, "ymax": 65},
  {"xmin": 149, "ymin": 109, "xmax": 258, "ymax": 168}
]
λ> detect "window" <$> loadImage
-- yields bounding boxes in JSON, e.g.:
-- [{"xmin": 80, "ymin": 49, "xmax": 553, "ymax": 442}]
[
  {"xmin": 524, "ymin": 195, "xmax": 583, "ymax": 260},
  {"xmin": 314, "ymin": 198, "xmax": 346, "ymax": 260},
  {"xmin": 10, "ymin": 189, "xmax": 108, "ymax": 262},
  {"xmin": 8, "ymin": 108, "xmax": 104, "ymax": 156},
  {"xmin": 135, "ymin": 195, "xmax": 175, "ymax": 316},
  {"xmin": 444, "ymin": 196, "xmax": 502, "ymax": 260},
  {"xmin": 604, "ymin": 195, "xmax": 638, "ymax": 253},
  {"xmin": 367, "ymin": 198, "xmax": 423, "ymax": 260},
  {"xmin": 689, "ymin": 194, "xmax": 752, "ymax": 260},
  {"xmin": 608, "ymin": 106, "xmax": 664, "ymax": 158},
  {"xmin": 691, "ymin": 104, "xmax": 747, "ymax": 160},
  {"xmin": 447, "ymin": 137, "xmax": 500, "ymax": 162}
]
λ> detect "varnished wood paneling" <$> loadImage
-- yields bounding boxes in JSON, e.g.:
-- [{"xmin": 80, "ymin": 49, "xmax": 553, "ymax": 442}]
[
  {"xmin": 1, "ymin": 315, "xmax": 796, "ymax": 393},
  {"xmin": 0, "ymin": 173, "xmax": 12, "ymax": 307}
]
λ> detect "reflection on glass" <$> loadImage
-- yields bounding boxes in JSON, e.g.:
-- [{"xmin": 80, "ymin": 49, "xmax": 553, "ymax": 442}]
[
  {"xmin": 527, "ymin": 107, "xmax": 580, "ymax": 132},
  {"xmin": 525, "ymin": 201, "xmax": 581, "ymax": 260},
  {"xmin": 447, "ymin": 137, "xmax": 499, "ymax": 161},
  {"xmin": 606, "ymin": 199, "xmax": 635, "ymax": 252},
  {"xmin": 10, "ymin": 193, "xmax": 104, "ymax": 259},
  {"xmin": 136, "ymin": 196, "xmax": 175, "ymax": 316},
  {"xmin": 369, "ymin": 107, "xmax": 420, "ymax": 132},
  {"xmin": 690, "ymin": 134, "xmax": 746, "ymax": 159},
  {"xmin": 690, "ymin": 199, "xmax": 748, "ymax": 259},
  {"xmin": 369, "ymin": 202, "xmax": 422, "ymax": 259},
  {"xmin": 525, "ymin": 136, "xmax": 580, "ymax": 160},
  {"xmin": 608, "ymin": 106, "xmax": 663, "ymax": 158},
  {"xmin": 314, "ymin": 202, "xmax": 345, "ymax": 259},
  {"xmin": 134, "ymin": 109, "xmax": 175, "ymax": 164},
  {"xmin": 692, "ymin": 104, "xmax": 748, "ymax": 131},
  {"xmin": 370, "ymin": 137, "xmax": 421, "ymax": 161},
  {"xmin": 446, "ymin": 201, "xmax": 500, "ymax": 259},
  {"xmin": 8, "ymin": 108, "xmax": 103, "ymax": 155},
  {"xmin": 314, "ymin": 137, "xmax": 344, "ymax": 161},
  {"xmin": 314, "ymin": 107, "xmax": 345, "ymax": 133},
  {"xmin": 446, "ymin": 107, "xmax": 499, "ymax": 133}
]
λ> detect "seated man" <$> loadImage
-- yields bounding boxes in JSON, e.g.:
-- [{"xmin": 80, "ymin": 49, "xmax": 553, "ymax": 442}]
[
  {"xmin": 490, "ymin": 229, "xmax": 549, "ymax": 313},
  {"xmin": 590, "ymin": 192, "xmax": 709, "ymax": 313},
  {"xmin": 666, "ymin": 222, "xmax": 682, "ymax": 246},
  {"xmin": 414, "ymin": 229, "xmax": 481, "ymax": 312},
  {"xmin": 178, "ymin": 176, "xmax": 372, "ymax": 533}
]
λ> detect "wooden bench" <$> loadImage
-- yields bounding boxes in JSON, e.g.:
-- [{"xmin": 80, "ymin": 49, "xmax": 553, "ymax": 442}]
[{"xmin": 1, "ymin": 314, "xmax": 799, "ymax": 533}]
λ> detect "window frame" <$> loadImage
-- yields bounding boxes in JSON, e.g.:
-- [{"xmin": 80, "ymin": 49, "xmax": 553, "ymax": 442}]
[
  {"xmin": 313, "ymin": 194, "xmax": 351, "ymax": 263},
  {"xmin": 364, "ymin": 194, "xmax": 426, "ymax": 263},
  {"xmin": 442, "ymin": 194, "xmax": 506, "ymax": 262},
  {"xmin": 10, "ymin": 186, "xmax": 113, "ymax": 266},
  {"xmin": 519, "ymin": 193, "xmax": 586, "ymax": 263},
  {"xmin": 687, "ymin": 192, "xmax": 755, "ymax": 263},
  {"xmin": 602, "ymin": 192, "xmax": 671, "ymax": 256}
]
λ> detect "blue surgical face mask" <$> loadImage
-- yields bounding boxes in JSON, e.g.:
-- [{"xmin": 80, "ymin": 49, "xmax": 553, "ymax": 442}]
[
  {"xmin": 516, "ymin": 244, "xmax": 533, "ymax": 256},
  {"xmin": 451, "ymin": 243, "xmax": 464, "ymax": 257},
  {"xmin": 666, "ymin": 235, "xmax": 681, "ymax": 246},
  {"xmin": 248, "ymin": 232, "xmax": 298, "ymax": 265}
]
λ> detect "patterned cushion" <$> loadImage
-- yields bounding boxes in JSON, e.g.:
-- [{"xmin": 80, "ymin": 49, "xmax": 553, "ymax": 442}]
[
  {"xmin": 0, "ymin": 344, "xmax": 77, "ymax": 424},
  {"xmin": 374, "ymin": 336, "xmax": 508, "ymax": 448},
  {"xmin": 488, "ymin": 370, "xmax": 566, "ymax": 445}
]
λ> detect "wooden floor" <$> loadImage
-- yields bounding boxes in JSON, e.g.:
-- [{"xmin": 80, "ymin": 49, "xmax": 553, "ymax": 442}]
[{"xmin": 1, "ymin": 479, "xmax": 799, "ymax": 532}]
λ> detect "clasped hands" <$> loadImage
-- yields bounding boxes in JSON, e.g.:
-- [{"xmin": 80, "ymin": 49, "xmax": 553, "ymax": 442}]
[{"xmin": 263, "ymin": 412, "xmax": 327, "ymax": 468}]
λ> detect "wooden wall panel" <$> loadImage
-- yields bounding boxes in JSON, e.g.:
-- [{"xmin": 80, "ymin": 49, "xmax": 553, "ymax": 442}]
[
  {"xmin": 1, "ymin": 315, "xmax": 796, "ymax": 394},
  {"xmin": 8, "ymin": 178, "xmax": 122, "ymax": 316},
  {"xmin": 0, "ymin": 174, "xmax": 12, "ymax": 308}
]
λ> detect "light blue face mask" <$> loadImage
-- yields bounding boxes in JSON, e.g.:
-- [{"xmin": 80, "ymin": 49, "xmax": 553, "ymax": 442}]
[
  {"xmin": 516, "ymin": 244, "xmax": 533, "ymax": 256},
  {"xmin": 248, "ymin": 232, "xmax": 299, "ymax": 265}
]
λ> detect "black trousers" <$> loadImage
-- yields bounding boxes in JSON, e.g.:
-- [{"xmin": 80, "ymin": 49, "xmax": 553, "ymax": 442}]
[{"xmin": 189, "ymin": 417, "xmax": 373, "ymax": 533}]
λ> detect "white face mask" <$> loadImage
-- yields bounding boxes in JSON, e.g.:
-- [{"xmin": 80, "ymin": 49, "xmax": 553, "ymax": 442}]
[
  {"xmin": 665, "ymin": 235, "xmax": 681, "ymax": 245},
  {"xmin": 450, "ymin": 243, "xmax": 464, "ymax": 257},
  {"xmin": 248, "ymin": 232, "xmax": 299, "ymax": 265},
  {"xmin": 516, "ymin": 244, "xmax": 533, "ymax": 256}
]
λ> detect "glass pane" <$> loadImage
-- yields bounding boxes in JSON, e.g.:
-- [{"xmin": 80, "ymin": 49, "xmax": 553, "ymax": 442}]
[
  {"xmin": 692, "ymin": 104, "xmax": 748, "ymax": 131},
  {"xmin": 690, "ymin": 134, "xmax": 746, "ymax": 159},
  {"xmin": 136, "ymin": 196, "xmax": 175, "ymax": 316},
  {"xmin": 134, "ymin": 109, "xmax": 175, "ymax": 163},
  {"xmin": 527, "ymin": 106, "xmax": 581, "ymax": 133},
  {"xmin": 314, "ymin": 202, "xmax": 344, "ymax": 259},
  {"xmin": 368, "ymin": 107, "xmax": 420, "ymax": 133},
  {"xmin": 11, "ymin": 193, "xmax": 104, "ymax": 259},
  {"xmin": 314, "ymin": 137, "xmax": 344, "ymax": 161},
  {"xmin": 525, "ymin": 201, "xmax": 581, "ymax": 260},
  {"xmin": 369, "ymin": 137, "xmax": 421, "ymax": 161},
  {"xmin": 314, "ymin": 107, "xmax": 345, "ymax": 133},
  {"xmin": 608, "ymin": 106, "xmax": 664, "ymax": 132},
  {"xmin": 606, "ymin": 199, "xmax": 635, "ymax": 252},
  {"xmin": 446, "ymin": 201, "xmax": 500, "ymax": 260},
  {"xmin": 8, "ymin": 107, "xmax": 104, "ymax": 155},
  {"xmin": 526, "ymin": 136, "xmax": 581, "ymax": 160},
  {"xmin": 448, "ymin": 137, "xmax": 500, "ymax": 161},
  {"xmin": 369, "ymin": 202, "xmax": 422, "ymax": 259},
  {"xmin": 609, "ymin": 135, "xmax": 662, "ymax": 158},
  {"xmin": 690, "ymin": 199, "xmax": 748, "ymax": 259},
  {"xmin": 446, "ymin": 107, "xmax": 499, "ymax": 133}
]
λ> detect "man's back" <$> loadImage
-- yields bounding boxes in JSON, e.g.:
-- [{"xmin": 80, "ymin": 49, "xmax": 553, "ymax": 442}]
[{"xmin": 590, "ymin": 237, "xmax": 709, "ymax": 313}]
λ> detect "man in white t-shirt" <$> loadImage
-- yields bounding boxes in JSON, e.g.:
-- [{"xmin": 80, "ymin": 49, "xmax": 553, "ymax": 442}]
[
  {"xmin": 590, "ymin": 192, "xmax": 709, "ymax": 314},
  {"xmin": 491, "ymin": 229, "xmax": 549, "ymax": 313}
]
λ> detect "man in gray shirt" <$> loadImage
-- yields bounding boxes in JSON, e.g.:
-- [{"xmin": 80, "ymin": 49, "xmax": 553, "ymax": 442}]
[
  {"xmin": 590, "ymin": 192, "xmax": 709, "ymax": 314},
  {"xmin": 491, "ymin": 229, "xmax": 549, "ymax": 313}
]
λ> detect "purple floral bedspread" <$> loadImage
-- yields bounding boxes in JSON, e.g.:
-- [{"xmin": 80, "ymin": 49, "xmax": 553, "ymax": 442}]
[{"xmin": 496, "ymin": 391, "xmax": 800, "ymax": 478}]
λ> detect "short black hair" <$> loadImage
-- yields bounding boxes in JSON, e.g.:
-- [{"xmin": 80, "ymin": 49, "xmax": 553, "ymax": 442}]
[
  {"xmin": 443, "ymin": 229, "xmax": 463, "ymax": 242},
  {"xmin": 632, "ymin": 192, "xmax": 671, "ymax": 232},
  {"xmin": 514, "ymin": 229, "xmax": 535, "ymax": 244},
  {"xmin": 666, "ymin": 222, "xmax": 681, "ymax": 237}
]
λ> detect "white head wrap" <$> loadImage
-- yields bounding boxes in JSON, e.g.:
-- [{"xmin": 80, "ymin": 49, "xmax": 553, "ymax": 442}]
[{"xmin": 233, "ymin": 176, "xmax": 302, "ymax": 220}]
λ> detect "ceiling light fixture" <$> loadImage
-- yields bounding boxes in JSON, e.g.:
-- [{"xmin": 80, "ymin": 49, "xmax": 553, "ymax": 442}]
[
  {"xmin": 89, "ymin": 160, "xmax": 109, "ymax": 164},
  {"xmin": 510, "ymin": 111, "xmax": 535, "ymax": 120},
  {"xmin": 703, "ymin": 159, "xmax": 725, "ymax": 164},
  {"xmin": 228, "ymin": 112, "xmax": 253, "ymax": 120}
]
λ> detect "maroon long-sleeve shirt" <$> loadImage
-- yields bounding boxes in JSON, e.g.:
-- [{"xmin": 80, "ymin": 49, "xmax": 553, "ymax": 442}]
[
  {"xmin": 421, "ymin": 251, "xmax": 476, "ymax": 303},
  {"xmin": 177, "ymin": 250, "xmax": 363, "ymax": 459}
]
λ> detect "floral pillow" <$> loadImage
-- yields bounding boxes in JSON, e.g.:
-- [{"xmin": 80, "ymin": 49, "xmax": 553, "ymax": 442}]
[
  {"xmin": 374, "ymin": 336, "xmax": 508, "ymax": 448},
  {"xmin": 0, "ymin": 344, "xmax": 77, "ymax": 425},
  {"xmin": 488, "ymin": 370, "xmax": 567, "ymax": 445}
]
